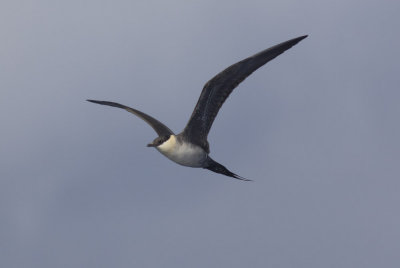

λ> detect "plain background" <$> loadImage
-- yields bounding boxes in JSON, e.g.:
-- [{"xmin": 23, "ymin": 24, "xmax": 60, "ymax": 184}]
[{"xmin": 1, "ymin": 0, "xmax": 399, "ymax": 267}]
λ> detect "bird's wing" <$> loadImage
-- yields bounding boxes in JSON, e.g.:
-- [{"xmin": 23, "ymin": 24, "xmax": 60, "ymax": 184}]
[
  {"xmin": 181, "ymin": 35, "xmax": 307, "ymax": 152},
  {"xmin": 87, "ymin": 100, "xmax": 174, "ymax": 137}
]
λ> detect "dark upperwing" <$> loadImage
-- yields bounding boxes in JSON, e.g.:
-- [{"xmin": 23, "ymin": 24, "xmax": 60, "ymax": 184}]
[
  {"xmin": 181, "ymin": 35, "xmax": 308, "ymax": 153},
  {"xmin": 87, "ymin": 100, "xmax": 174, "ymax": 137}
]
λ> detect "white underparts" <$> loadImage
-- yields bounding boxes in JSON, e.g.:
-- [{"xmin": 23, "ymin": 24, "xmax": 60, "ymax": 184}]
[{"xmin": 156, "ymin": 135, "xmax": 207, "ymax": 167}]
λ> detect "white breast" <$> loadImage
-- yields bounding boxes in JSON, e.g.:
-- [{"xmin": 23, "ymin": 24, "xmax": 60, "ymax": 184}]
[{"xmin": 156, "ymin": 135, "xmax": 207, "ymax": 167}]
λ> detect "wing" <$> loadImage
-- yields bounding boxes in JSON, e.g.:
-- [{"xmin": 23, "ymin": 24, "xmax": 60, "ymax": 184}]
[
  {"xmin": 182, "ymin": 35, "xmax": 307, "ymax": 152},
  {"xmin": 87, "ymin": 100, "xmax": 174, "ymax": 137}
]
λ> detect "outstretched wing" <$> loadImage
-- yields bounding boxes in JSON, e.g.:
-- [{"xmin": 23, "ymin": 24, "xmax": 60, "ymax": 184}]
[
  {"xmin": 87, "ymin": 100, "xmax": 174, "ymax": 137},
  {"xmin": 182, "ymin": 35, "xmax": 307, "ymax": 152}
]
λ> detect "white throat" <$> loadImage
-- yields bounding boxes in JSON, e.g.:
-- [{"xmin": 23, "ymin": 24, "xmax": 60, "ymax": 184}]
[{"xmin": 157, "ymin": 134, "xmax": 177, "ymax": 153}]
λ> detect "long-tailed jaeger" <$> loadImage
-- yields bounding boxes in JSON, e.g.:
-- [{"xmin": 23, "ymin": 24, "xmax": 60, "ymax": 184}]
[{"xmin": 88, "ymin": 35, "xmax": 307, "ymax": 181}]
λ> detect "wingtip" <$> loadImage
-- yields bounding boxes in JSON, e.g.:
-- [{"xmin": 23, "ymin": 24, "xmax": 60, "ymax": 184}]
[
  {"xmin": 87, "ymin": 99, "xmax": 107, "ymax": 105},
  {"xmin": 293, "ymin": 35, "xmax": 308, "ymax": 43}
]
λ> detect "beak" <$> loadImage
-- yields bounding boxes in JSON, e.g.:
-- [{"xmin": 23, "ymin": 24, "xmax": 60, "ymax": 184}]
[{"xmin": 147, "ymin": 143, "xmax": 156, "ymax": 147}]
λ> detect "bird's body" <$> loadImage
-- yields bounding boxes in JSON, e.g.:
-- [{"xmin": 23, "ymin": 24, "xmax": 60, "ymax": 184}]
[
  {"xmin": 156, "ymin": 135, "xmax": 207, "ymax": 168},
  {"xmin": 88, "ymin": 35, "xmax": 307, "ymax": 181}
]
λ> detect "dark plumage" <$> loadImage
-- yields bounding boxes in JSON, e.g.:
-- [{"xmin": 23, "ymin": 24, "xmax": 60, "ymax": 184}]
[{"xmin": 182, "ymin": 35, "xmax": 308, "ymax": 153}]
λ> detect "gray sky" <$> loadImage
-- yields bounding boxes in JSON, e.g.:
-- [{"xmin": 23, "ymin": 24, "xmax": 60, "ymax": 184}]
[{"xmin": 1, "ymin": 0, "xmax": 399, "ymax": 267}]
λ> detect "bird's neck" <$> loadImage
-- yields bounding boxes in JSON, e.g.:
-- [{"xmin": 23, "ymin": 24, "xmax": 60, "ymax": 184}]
[{"xmin": 157, "ymin": 134, "xmax": 177, "ymax": 153}]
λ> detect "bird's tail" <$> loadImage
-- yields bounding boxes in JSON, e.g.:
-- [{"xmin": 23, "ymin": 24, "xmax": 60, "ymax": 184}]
[{"xmin": 204, "ymin": 157, "xmax": 252, "ymax": 181}]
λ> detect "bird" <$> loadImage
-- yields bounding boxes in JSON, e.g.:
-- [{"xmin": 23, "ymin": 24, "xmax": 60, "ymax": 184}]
[{"xmin": 88, "ymin": 35, "xmax": 307, "ymax": 181}]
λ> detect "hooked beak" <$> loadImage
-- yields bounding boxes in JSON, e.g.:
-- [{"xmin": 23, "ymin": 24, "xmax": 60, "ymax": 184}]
[{"xmin": 147, "ymin": 143, "xmax": 156, "ymax": 147}]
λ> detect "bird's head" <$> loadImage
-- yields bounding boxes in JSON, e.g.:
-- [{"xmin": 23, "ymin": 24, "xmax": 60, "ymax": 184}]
[{"xmin": 147, "ymin": 135, "xmax": 172, "ymax": 148}]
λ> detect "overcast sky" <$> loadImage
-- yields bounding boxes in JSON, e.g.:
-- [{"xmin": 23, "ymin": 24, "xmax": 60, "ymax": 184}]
[{"xmin": 1, "ymin": 0, "xmax": 399, "ymax": 267}]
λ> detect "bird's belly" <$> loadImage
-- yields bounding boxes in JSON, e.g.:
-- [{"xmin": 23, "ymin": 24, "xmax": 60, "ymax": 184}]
[{"xmin": 157, "ymin": 143, "xmax": 207, "ymax": 167}]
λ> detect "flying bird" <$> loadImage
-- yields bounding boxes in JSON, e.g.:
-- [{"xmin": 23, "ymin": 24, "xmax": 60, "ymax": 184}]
[{"xmin": 88, "ymin": 35, "xmax": 307, "ymax": 181}]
